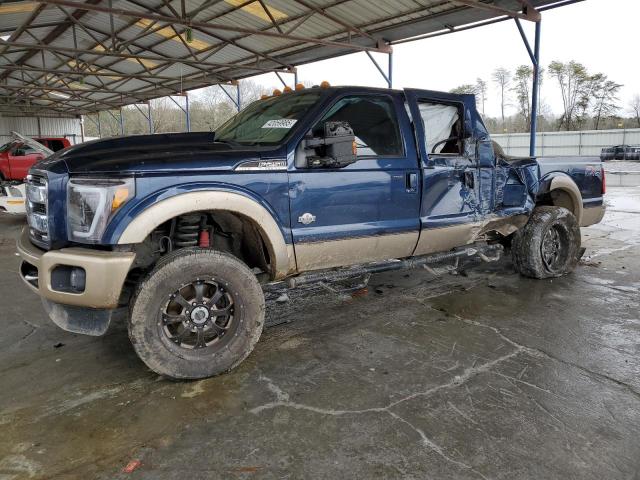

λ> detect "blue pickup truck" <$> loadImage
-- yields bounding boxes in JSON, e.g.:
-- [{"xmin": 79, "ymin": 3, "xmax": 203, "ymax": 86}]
[{"xmin": 17, "ymin": 85, "xmax": 605, "ymax": 379}]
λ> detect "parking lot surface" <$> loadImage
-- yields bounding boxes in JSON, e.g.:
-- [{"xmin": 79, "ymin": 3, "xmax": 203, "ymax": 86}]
[{"xmin": 0, "ymin": 187, "xmax": 639, "ymax": 479}]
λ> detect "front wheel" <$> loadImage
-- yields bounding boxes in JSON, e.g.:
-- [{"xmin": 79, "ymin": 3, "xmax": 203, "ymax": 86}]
[
  {"xmin": 129, "ymin": 249, "xmax": 265, "ymax": 379},
  {"xmin": 512, "ymin": 206, "xmax": 581, "ymax": 279}
]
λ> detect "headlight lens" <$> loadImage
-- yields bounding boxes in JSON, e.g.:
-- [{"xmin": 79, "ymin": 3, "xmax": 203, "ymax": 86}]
[{"xmin": 67, "ymin": 177, "xmax": 134, "ymax": 242}]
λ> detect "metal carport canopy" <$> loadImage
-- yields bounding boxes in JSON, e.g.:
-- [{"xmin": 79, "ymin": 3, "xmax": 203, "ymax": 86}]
[{"xmin": 0, "ymin": 0, "xmax": 576, "ymax": 117}]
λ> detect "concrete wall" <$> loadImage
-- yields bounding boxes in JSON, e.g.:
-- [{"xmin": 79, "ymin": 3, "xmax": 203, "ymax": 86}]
[
  {"xmin": 0, "ymin": 115, "xmax": 82, "ymax": 145},
  {"xmin": 493, "ymin": 128, "xmax": 640, "ymax": 157}
]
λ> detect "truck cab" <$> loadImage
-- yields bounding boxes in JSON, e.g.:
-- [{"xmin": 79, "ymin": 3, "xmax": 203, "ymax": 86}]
[{"xmin": 17, "ymin": 85, "xmax": 605, "ymax": 380}]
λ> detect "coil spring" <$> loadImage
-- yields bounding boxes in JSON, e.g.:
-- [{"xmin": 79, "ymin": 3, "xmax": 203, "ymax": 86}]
[{"xmin": 174, "ymin": 214, "xmax": 201, "ymax": 247}]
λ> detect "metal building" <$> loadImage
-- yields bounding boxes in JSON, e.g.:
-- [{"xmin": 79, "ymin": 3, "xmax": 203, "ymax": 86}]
[{"xmin": 494, "ymin": 128, "xmax": 640, "ymax": 157}]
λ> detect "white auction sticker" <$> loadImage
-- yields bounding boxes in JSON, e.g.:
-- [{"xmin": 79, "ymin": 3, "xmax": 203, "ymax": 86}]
[{"xmin": 262, "ymin": 119, "xmax": 297, "ymax": 129}]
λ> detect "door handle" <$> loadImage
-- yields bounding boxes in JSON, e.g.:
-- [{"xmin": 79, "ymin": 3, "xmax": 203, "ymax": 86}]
[{"xmin": 406, "ymin": 173, "xmax": 418, "ymax": 192}]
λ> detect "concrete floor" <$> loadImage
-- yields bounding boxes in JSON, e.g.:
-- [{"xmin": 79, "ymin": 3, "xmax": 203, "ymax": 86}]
[{"xmin": 1, "ymin": 188, "xmax": 639, "ymax": 480}]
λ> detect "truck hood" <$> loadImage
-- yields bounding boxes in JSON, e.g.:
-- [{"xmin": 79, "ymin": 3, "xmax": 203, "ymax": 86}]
[{"xmin": 33, "ymin": 132, "xmax": 276, "ymax": 175}]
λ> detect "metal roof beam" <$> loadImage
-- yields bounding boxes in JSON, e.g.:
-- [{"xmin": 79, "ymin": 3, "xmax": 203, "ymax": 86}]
[
  {"xmin": 451, "ymin": 0, "xmax": 540, "ymax": 21},
  {"xmin": 0, "ymin": 41, "xmax": 294, "ymax": 74},
  {"xmin": 38, "ymin": 0, "xmax": 390, "ymax": 53},
  {"xmin": 0, "ymin": 0, "xmax": 102, "ymax": 81},
  {"xmin": 0, "ymin": 65, "xmax": 179, "ymax": 82}
]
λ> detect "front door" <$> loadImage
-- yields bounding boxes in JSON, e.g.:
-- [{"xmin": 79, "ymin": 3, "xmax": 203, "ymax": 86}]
[
  {"xmin": 289, "ymin": 92, "xmax": 421, "ymax": 271},
  {"xmin": 404, "ymin": 90, "xmax": 485, "ymax": 255}
]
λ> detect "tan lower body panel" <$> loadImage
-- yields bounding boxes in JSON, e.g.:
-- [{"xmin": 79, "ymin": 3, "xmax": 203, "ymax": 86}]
[
  {"xmin": 294, "ymin": 232, "xmax": 418, "ymax": 272},
  {"xmin": 580, "ymin": 205, "xmax": 606, "ymax": 227},
  {"xmin": 414, "ymin": 215, "xmax": 529, "ymax": 256},
  {"xmin": 17, "ymin": 228, "xmax": 135, "ymax": 309}
]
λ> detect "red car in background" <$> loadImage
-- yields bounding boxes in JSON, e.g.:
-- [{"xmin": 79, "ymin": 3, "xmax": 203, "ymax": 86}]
[{"xmin": 0, "ymin": 134, "xmax": 63, "ymax": 182}]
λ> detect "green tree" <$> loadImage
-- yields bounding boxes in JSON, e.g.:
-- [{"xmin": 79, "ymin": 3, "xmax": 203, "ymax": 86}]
[
  {"xmin": 590, "ymin": 76, "xmax": 622, "ymax": 130},
  {"xmin": 512, "ymin": 65, "xmax": 533, "ymax": 130},
  {"xmin": 548, "ymin": 60, "xmax": 592, "ymax": 130},
  {"xmin": 449, "ymin": 84, "xmax": 478, "ymax": 95}
]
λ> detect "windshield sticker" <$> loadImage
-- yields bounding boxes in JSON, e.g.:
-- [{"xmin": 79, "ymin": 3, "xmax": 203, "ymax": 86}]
[{"xmin": 262, "ymin": 119, "xmax": 297, "ymax": 129}]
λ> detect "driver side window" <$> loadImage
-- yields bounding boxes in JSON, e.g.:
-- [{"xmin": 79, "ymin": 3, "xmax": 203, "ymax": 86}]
[
  {"xmin": 418, "ymin": 102, "xmax": 463, "ymax": 155},
  {"xmin": 12, "ymin": 144, "xmax": 28, "ymax": 156},
  {"xmin": 312, "ymin": 95, "xmax": 403, "ymax": 157}
]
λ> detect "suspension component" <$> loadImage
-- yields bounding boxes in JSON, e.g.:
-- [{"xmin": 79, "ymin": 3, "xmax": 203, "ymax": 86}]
[{"xmin": 174, "ymin": 214, "xmax": 201, "ymax": 247}]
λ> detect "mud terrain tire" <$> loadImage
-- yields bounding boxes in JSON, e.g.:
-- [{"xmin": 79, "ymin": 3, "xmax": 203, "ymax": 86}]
[
  {"xmin": 129, "ymin": 248, "xmax": 264, "ymax": 379},
  {"xmin": 512, "ymin": 206, "xmax": 581, "ymax": 279}
]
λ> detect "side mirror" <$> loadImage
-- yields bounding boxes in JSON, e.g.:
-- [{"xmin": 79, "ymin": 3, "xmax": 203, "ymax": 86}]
[{"xmin": 304, "ymin": 121, "xmax": 357, "ymax": 168}]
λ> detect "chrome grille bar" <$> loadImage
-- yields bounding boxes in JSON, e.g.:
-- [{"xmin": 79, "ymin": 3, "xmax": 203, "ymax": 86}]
[{"xmin": 26, "ymin": 173, "xmax": 49, "ymax": 244}]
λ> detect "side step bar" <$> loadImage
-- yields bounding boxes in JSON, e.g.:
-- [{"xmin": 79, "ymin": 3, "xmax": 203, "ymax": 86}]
[{"xmin": 266, "ymin": 243, "xmax": 504, "ymax": 292}]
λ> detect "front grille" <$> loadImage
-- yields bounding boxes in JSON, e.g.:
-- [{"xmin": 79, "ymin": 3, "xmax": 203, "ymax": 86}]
[
  {"xmin": 26, "ymin": 173, "xmax": 49, "ymax": 246},
  {"xmin": 31, "ymin": 203, "xmax": 46, "ymax": 215}
]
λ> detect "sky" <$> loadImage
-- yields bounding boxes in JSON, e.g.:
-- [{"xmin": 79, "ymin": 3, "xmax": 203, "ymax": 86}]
[{"xmin": 242, "ymin": 0, "xmax": 639, "ymax": 120}]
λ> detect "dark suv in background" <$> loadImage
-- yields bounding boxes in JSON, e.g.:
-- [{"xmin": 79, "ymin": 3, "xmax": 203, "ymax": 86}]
[{"xmin": 601, "ymin": 145, "xmax": 640, "ymax": 161}]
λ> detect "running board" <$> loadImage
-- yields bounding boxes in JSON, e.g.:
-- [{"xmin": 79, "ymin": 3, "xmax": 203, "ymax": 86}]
[{"xmin": 265, "ymin": 243, "xmax": 504, "ymax": 292}]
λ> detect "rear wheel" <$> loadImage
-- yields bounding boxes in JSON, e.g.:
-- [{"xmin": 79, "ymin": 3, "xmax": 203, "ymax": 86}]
[
  {"xmin": 129, "ymin": 248, "xmax": 265, "ymax": 379},
  {"xmin": 512, "ymin": 206, "xmax": 581, "ymax": 279}
]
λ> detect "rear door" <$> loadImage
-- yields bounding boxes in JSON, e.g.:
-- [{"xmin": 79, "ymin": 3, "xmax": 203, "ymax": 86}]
[
  {"xmin": 289, "ymin": 91, "xmax": 421, "ymax": 271},
  {"xmin": 404, "ymin": 89, "xmax": 485, "ymax": 255}
]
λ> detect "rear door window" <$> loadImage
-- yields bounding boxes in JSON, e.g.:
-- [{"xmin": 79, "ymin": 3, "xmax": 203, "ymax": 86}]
[
  {"xmin": 49, "ymin": 140, "xmax": 65, "ymax": 151},
  {"xmin": 417, "ymin": 102, "xmax": 462, "ymax": 155}
]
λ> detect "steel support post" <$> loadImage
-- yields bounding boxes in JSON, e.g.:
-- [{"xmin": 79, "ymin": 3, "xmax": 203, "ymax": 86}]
[
  {"xmin": 218, "ymin": 85, "xmax": 240, "ymax": 112},
  {"xmin": 147, "ymin": 101, "xmax": 153, "ymax": 134},
  {"xmin": 365, "ymin": 49, "xmax": 392, "ymax": 88},
  {"xmin": 185, "ymin": 94, "xmax": 190, "ymax": 132},
  {"xmin": 530, "ymin": 20, "xmax": 541, "ymax": 157},
  {"xmin": 515, "ymin": 17, "xmax": 541, "ymax": 157}
]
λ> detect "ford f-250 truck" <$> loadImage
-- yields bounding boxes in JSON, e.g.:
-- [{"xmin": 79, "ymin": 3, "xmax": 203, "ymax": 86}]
[{"xmin": 17, "ymin": 86, "xmax": 605, "ymax": 379}]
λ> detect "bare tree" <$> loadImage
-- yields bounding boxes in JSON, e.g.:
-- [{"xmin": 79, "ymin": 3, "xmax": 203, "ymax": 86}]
[
  {"xmin": 475, "ymin": 78, "xmax": 488, "ymax": 115},
  {"xmin": 492, "ymin": 67, "xmax": 511, "ymax": 129},
  {"xmin": 629, "ymin": 94, "xmax": 640, "ymax": 128}
]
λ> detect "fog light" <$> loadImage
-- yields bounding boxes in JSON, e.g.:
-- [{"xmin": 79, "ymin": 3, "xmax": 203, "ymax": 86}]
[
  {"xmin": 70, "ymin": 267, "xmax": 86, "ymax": 292},
  {"xmin": 51, "ymin": 266, "xmax": 86, "ymax": 293}
]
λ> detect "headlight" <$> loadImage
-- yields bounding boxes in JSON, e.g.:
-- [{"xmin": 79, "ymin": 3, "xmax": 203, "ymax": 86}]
[{"xmin": 67, "ymin": 177, "xmax": 134, "ymax": 242}]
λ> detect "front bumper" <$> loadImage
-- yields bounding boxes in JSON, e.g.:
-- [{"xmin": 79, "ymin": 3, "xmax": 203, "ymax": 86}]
[{"xmin": 17, "ymin": 228, "xmax": 135, "ymax": 309}]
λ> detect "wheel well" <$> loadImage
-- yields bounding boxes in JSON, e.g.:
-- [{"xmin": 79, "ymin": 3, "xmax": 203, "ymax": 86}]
[
  {"xmin": 537, "ymin": 188, "xmax": 577, "ymax": 217},
  {"xmin": 127, "ymin": 210, "xmax": 273, "ymax": 285}
]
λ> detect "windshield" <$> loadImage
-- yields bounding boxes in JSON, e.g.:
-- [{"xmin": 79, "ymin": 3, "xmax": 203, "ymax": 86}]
[
  {"xmin": 0, "ymin": 141, "xmax": 16, "ymax": 153},
  {"xmin": 216, "ymin": 91, "xmax": 322, "ymax": 145}
]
